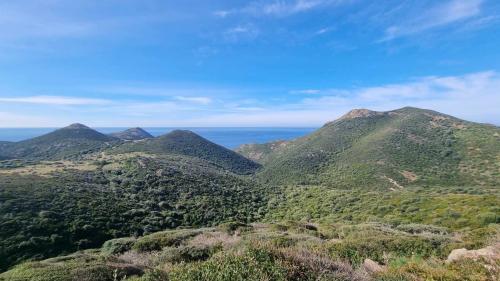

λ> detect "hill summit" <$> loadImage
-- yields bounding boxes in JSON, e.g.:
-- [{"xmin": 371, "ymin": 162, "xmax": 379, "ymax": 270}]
[
  {"xmin": 114, "ymin": 130, "xmax": 261, "ymax": 174},
  {"xmin": 0, "ymin": 123, "xmax": 118, "ymax": 160},
  {"xmin": 338, "ymin": 108, "xmax": 385, "ymax": 120},
  {"xmin": 110, "ymin": 127, "xmax": 153, "ymax": 140},
  {"xmin": 243, "ymin": 107, "xmax": 500, "ymax": 189}
]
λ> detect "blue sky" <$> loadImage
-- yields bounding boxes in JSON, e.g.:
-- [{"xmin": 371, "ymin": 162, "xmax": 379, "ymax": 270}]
[{"xmin": 0, "ymin": 0, "xmax": 499, "ymax": 127}]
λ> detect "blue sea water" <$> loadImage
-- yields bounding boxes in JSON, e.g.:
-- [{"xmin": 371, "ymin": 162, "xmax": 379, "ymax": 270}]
[{"xmin": 0, "ymin": 127, "xmax": 316, "ymax": 149}]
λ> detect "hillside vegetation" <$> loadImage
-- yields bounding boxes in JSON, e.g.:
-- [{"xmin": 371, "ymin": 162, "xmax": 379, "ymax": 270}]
[
  {"xmin": 0, "ymin": 124, "xmax": 119, "ymax": 160},
  {"xmin": 255, "ymin": 107, "xmax": 500, "ymax": 189},
  {"xmin": 110, "ymin": 128, "xmax": 153, "ymax": 141},
  {"xmin": 114, "ymin": 130, "xmax": 261, "ymax": 175},
  {"xmin": 1, "ymin": 222, "xmax": 498, "ymax": 281},
  {"xmin": 0, "ymin": 107, "xmax": 498, "ymax": 280}
]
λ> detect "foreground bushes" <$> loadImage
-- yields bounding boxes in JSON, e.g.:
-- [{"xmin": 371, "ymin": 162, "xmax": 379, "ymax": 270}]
[{"xmin": 1, "ymin": 222, "xmax": 497, "ymax": 281}]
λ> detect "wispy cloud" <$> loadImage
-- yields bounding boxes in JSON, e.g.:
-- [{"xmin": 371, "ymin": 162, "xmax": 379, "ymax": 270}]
[
  {"xmin": 1, "ymin": 72, "xmax": 499, "ymax": 127},
  {"xmin": 289, "ymin": 89, "xmax": 321, "ymax": 95},
  {"xmin": 224, "ymin": 24, "xmax": 260, "ymax": 41},
  {"xmin": 174, "ymin": 96, "xmax": 212, "ymax": 105},
  {"xmin": 0, "ymin": 95, "xmax": 110, "ymax": 105},
  {"xmin": 381, "ymin": 0, "xmax": 484, "ymax": 41},
  {"xmin": 218, "ymin": 0, "xmax": 348, "ymax": 18}
]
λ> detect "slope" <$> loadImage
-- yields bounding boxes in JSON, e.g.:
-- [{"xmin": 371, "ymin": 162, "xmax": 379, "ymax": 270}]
[
  {"xmin": 110, "ymin": 127, "xmax": 153, "ymax": 141},
  {"xmin": 114, "ymin": 130, "xmax": 261, "ymax": 174},
  {"xmin": 0, "ymin": 123, "xmax": 119, "ymax": 160},
  {"xmin": 258, "ymin": 107, "xmax": 500, "ymax": 189},
  {"xmin": 0, "ymin": 151, "xmax": 267, "ymax": 271}
]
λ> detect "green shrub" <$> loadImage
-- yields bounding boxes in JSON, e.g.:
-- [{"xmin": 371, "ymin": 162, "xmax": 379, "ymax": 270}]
[
  {"xmin": 132, "ymin": 230, "xmax": 199, "ymax": 252},
  {"xmin": 169, "ymin": 248, "xmax": 287, "ymax": 281},
  {"xmin": 101, "ymin": 237, "xmax": 136, "ymax": 256},
  {"xmin": 217, "ymin": 221, "xmax": 251, "ymax": 235},
  {"xmin": 328, "ymin": 236, "xmax": 447, "ymax": 265},
  {"xmin": 156, "ymin": 245, "xmax": 215, "ymax": 264}
]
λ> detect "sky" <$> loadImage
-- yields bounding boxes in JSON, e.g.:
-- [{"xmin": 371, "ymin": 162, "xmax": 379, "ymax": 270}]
[{"xmin": 0, "ymin": 0, "xmax": 499, "ymax": 127}]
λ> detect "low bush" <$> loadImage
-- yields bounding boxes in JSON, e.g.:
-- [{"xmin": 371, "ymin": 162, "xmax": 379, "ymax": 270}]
[
  {"xmin": 169, "ymin": 248, "xmax": 287, "ymax": 281},
  {"xmin": 101, "ymin": 237, "xmax": 136, "ymax": 256},
  {"xmin": 132, "ymin": 230, "xmax": 199, "ymax": 252}
]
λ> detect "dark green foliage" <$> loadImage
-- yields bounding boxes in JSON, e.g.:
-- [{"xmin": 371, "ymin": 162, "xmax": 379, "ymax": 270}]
[
  {"xmin": 109, "ymin": 127, "xmax": 153, "ymax": 140},
  {"xmin": 132, "ymin": 230, "xmax": 199, "ymax": 252},
  {"xmin": 101, "ymin": 238, "xmax": 136, "ymax": 256},
  {"xmin": 0, "ymin": 154, "xmax": 267, "ymax": 271},
  {"xmin": 0, "ymin": 123, "xmax": 119, "ymax": 160},
  {"xmin": 114, "ymin": 130, "xmax": 261, "ymax": 174}
]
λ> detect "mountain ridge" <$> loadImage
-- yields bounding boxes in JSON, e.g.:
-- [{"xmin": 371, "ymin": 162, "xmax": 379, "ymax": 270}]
[{"xmin": 241, "ymin": 107, "xmax": 500, "ymax": 188}]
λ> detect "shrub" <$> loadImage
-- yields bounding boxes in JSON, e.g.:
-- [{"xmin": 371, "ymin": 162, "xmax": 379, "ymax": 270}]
[
  {"xmin": 169, "ymin": 248, "xmax": 287, "ymax": 281},
  {"xmin": 217, "ymin": 221, "xmax": 251, "ymax": 235},
  {"xmin": 328, "ymin": 236, "xmax": 447, "ymax": 265},
  {"xmin": 133, "ymin": 230, "xmax": 199, "ymax": 252},
  {"xmin": 101, "ymin": 237, "xmax": 136, "ymax": 256},
  {"xmin": 156, "ymin": 245, "xmax": 215, "ymax": 264}
]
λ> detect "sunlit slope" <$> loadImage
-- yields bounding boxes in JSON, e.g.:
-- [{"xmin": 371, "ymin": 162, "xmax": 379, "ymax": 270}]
[{"xmin": 258, "ymin": 107, "xmax": 500, "ymax": 189}]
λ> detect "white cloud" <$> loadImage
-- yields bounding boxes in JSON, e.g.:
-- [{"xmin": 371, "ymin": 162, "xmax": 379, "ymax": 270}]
[
  {"xmin": 223, "ymin": 24, "xmax": 260, "ymax": 41},
  {"xmin": 289, "ymin": 89, "xmax": 321, "ymax": 94},
  {"xmin": 214, "ymin": 10, "xmax": 231, "ymax": 18},
  {"xmin": 222, "ymin": 0, "xmax": 348, "ymax": 18},
  {"xmin": 0, "ymin": 95, "xmax": 110, "ymax": 105},
  {"xmin": 381, "ymin": 0, "xmax": 484, "ymax": 41},
  {"xmin": 2, "ymin": 72, "xmax": 499, "ymax": 127},
  {"xmin": 174, "ymin": 96, "xmax": 212, "ymax": 105},
  {"xmin": 315, "ymin": 27, "xmax": 332, "ymax": 35}
]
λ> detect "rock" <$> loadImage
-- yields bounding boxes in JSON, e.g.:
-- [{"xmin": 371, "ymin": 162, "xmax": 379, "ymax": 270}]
[
  {"xmin": 363, "ymin": 258, "xmax": 385, "ymax": 274},
  {"xmin": 446, "ymin": 243, "xmax": 499, "ymax": 264}
]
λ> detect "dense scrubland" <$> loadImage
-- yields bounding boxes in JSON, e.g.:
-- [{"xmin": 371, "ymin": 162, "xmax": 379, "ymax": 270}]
[{"xmin": 0, "ymin": 107, "xmax": 498, "ymax": 280}]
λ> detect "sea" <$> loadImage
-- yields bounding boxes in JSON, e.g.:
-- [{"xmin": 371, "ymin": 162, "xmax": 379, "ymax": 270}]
[{"xmin": 0, "ymin": 127, "xmax": 317, "ymax": 149}]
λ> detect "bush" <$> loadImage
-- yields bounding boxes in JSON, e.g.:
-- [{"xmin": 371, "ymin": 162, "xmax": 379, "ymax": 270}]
[
  {"xmin": 132, "ymin": 230, "xmax": 199, "ymax": 252},
  {"xmin": 101, "ymin": 237, "xmax": 136, "ymax": 256},
  {"xmin": 169, "ymin": 248, "xmax": 287, "ymax": 281},
  {"xmin": 328, "ymin": 236, "xmax": 447, "ymax": 265},
  {"xmin": 217, "ymin": 221, "xmax": 251, "ymax": 235},
  {"xmin": 156, "ymin": 245, "xmax": 215, "ymax": 264}
]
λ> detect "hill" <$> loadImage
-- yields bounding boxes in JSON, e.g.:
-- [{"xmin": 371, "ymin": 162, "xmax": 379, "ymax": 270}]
[
  {"xmin": 0, "ymin": 151, "xmax": 266, "ymax": 271},
  {"xmin": 0, "ymin": 108, "xmax": 498, "ymax": 278},
  {"xmin": 257, "ymin": 107, "xmax": 500, "ymax": 189},
  {"xmin": 110, "ymin": 127, "xmax": 153, "ymax": 141},
  {"xmin": 114, "ymin": 130, "xmax": 261, "ymax": 175},
  {"xmin": 0, "ymin": 124, "xmax": 119, "ymax": 160}
]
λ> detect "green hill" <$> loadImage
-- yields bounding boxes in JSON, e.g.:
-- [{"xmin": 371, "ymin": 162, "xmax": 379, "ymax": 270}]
[
  {"xmin": 0, "ymin": 108, "xmax": 498, "ymax": 278},
  {"xmin": 114, "ymin": 130, "xmax": 261, "ymax": 175},
  {"xmin": 0, "ymin": 152, "xmax": 266, "ymax": 271},
  {"xmin": 257, "ymin": 107, "xmax": 500, "ymax": 189},
  {"xmin": 109, "ymin": 127, "xmax": 153, "ymax": 141},
  {"xmin": 0, "ymin": 124, "xmax": 119, "ymax": 160}
]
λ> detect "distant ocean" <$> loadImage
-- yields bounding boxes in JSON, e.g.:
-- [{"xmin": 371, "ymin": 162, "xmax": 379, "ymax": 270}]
[{"xmin": 0, "ymin": 127, "xmax": 317, "ymax": 149}]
